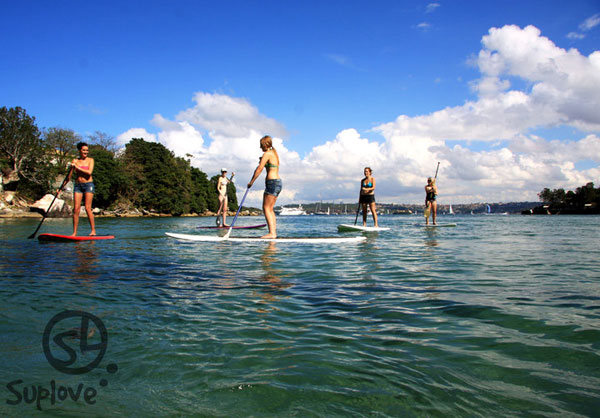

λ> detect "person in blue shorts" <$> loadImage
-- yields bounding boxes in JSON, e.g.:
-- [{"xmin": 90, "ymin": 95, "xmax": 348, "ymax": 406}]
[
  {"xmin": 67, "ymin": 142, "xmax": 96, "ymax": 236},
  {"xmin": 248, "ymin": 135, "xmax": 281, "ymax": 238}
]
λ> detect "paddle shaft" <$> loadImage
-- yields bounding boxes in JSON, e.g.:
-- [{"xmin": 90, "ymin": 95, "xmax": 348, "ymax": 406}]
[
  {"xmin": 224, "ymin": 187, "xmax": 250, "ymax": 239},
  {"xmin": 28, "ymin": 166, "xmax": 73, "ymax": 239},
  {"xmin": 354, "ymin": 193, "xmax": 361, "ymax": 225}
]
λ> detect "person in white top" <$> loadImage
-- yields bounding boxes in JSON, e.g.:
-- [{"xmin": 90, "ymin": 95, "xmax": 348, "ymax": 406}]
[{"xmin": 216, "ymin": 168, "xmax": 234, "ymax": 226}]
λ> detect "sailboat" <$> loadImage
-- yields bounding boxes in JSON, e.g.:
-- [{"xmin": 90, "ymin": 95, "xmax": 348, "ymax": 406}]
[
  {"xmin": 486, "ymin": 204, "xmax": 491, "ymax": 214},
  {"xmin": 449, "ymin": 204, "xmax": 455, "ymax": 215}
]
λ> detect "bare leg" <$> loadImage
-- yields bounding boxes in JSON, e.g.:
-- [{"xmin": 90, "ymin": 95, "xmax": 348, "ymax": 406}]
[
  {"xmin": 362, "ymin": 203, "xmax": 368, "ymax": 226},
  {"xmin": 84, "ymin": 192, "xmax": 96, "ymax": 235},
  {"xmin": 370, "ymin": 202, "xmax": 379, "ymax": 227},
  {"xmin": 72, "ymin": 192, "xmax": 83, "ymax": 236},
  {"xmin": 425, "ymin": 201, "xmax": 431, "ymax": 225},
  {"xmin": 262, "ymin": 193, "xmax": 278, "ymax": 238},
  {"xmin": 432, "ymin": 201, "xmax": 437, "ymax": 225},
  {"xmin": 222, "ymin": 198, "xmax": 228, "ymax": 227}
]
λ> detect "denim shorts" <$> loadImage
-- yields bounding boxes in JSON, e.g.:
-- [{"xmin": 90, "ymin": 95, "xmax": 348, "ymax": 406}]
[
  {"xmin": 74, "ymin": 182, "xmax": 95, "ymax": 194},
  {"xmin": 265, "ymin": 179, "xmax": 282, "ymax": 197}
]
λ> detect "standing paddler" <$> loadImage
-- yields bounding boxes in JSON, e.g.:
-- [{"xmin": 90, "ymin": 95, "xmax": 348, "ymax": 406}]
[
  {"xmin": 247, "ymin": 135, "xmax": 281, "ymax": 239},
  {"xmin": 215, "ymin": 168, "xmax": 234, "ymax": 226}
]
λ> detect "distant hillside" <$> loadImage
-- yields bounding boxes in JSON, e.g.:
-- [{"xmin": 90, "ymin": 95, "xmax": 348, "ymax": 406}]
[{"xmin": 293, "ymin": 201, "xmax": 540, "ymax": 215}]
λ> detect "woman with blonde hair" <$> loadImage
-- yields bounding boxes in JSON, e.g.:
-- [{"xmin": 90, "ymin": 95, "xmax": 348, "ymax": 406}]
[{"xmin": 248, "ymin": 135, "xmax": 281, "ymax": 238}]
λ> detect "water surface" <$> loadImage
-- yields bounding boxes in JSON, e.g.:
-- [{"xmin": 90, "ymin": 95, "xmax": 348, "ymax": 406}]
[{"xmin": 1, "ymin": 214, "xmax": 599, "ymax": 416}]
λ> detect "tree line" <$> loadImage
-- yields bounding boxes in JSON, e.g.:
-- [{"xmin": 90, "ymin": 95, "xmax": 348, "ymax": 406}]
[
  {"xmin": 536, "ymin": 182, "xmax": 599, "ymax": 214},
  {"xmin": 0, "ymin": 106, "xmax": 237, "ymax": 215}
]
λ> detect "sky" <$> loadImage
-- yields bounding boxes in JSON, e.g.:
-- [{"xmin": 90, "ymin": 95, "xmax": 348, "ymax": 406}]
[{"xmin": 1, "ymin": 0, "xmax": 599, "ymax": 206}]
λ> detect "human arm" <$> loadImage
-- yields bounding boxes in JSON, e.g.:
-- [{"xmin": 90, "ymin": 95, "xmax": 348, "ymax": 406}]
[
  {"xmin": 74, "ymin": 158, "xmax": 94, "ymax": 176},
  {"xmin": 247, "ymin": 154, "xmax": 268, "ymax": 188},
  {"xmin": 361, "ymin": 177, "xmax": 376, "ymax": 194}
]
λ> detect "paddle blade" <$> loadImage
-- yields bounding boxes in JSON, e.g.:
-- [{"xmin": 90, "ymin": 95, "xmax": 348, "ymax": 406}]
[{"xmin": 424, "ymin": 207, "xmax": 431, "ymax": 218}]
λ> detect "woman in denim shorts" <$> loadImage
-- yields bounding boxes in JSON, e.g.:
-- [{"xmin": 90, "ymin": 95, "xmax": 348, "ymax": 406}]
[
  {"xmin": 67, "ymin": 142, "xmax": 96, "ymax": 236},
  {"xmin": 248, "ymin": 135, "xmax": 281, "ymax": 238}
]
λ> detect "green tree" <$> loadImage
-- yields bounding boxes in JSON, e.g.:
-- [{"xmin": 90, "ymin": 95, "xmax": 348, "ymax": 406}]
[
  {"xmin": 190, "ymin": 167, "xmax": 210, "ymax": 213},
  {"xmin": 0, "ymin": 106, "xmax": 44, "ymax": 188},
  {"xmin": 44, "ymin": 127, "xmax": 81, "ymax": 172},
  {"xmin": 88, "ymin": 131, "xmax": 119, "ymax": 154},
  {"xmin": 119, "ymin": 138, "xmax": 214, "ymax": 215},
  {"xmin": 89, "ymin": 144, "xmax": 126, "ymax": 208}
]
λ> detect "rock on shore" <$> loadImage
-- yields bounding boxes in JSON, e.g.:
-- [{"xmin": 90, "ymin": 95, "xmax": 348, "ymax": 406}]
[{"xmin": 30, "ymin": 194, "xmax": 72, "ymax": 217}]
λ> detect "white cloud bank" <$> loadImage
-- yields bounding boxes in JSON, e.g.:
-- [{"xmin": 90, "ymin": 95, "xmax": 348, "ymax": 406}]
[{"xmin": 117, "ymin": 25, "xmax": 600, "ymax": 206}]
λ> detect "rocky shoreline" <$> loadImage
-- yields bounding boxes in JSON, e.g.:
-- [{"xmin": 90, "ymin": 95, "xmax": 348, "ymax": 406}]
[{"xmin": 0, "ymin": 192, "xmax": 261, "ymax": 219}]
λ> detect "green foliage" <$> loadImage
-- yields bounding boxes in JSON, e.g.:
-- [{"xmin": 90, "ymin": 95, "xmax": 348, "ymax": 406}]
[
  {"xmin": 119, "ymin": 138, "xmax": 219, "ymax": 215},
  {"xmin": 539, "ymin": 182, "xmax": 599, "ymax": 209},
  {"xmin": 0, "ymin": 106, "xmax": 44, "ymax": 190},
  {"xmin": 44, "ymin": 127, "xmax": 80, "ymax": 170},
  {"xmin": 89, "ymin": 144, "xmax": 126, "ymax": 209}
]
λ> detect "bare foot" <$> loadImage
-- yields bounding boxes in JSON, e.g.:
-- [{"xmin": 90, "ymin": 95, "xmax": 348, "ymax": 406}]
[
  {"xmin": 261, "ymin": 234, "xmax": 277, "ymax": 239},
  {"xmin": 89, "ymin": 232, "xmax": 97, "ymax": 236}
]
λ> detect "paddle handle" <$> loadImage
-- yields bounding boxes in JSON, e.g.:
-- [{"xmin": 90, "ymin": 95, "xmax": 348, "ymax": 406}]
[
  {"xmin": 433, "ymin": 162, "xmax": 440, "ymax": 181},
  {"xmin": 224, "ymin": 187, "xmax": 250, "ymax": 239}
]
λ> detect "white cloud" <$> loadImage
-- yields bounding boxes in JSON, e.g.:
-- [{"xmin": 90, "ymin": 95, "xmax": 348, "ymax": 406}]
[
  {"xmin": 416, "ymin": 22, "xmax": 432, "ymax": 31},
  {"xmin": 117, "ymin": 26, "xmax": 599, "ymax": 206},
  {"xmin": 579, "ymin": 13, "xmax": 600, "ymax": 31},
  {"xmin": 115, "ymin": 128, "xmax": 156, "ymax": 147},
  {"xmin": 426, "ymin": 3, "xmax": 441, "ymax": 14},
  {"xmin": 566, "ymin": 32, "xmax": 585, "ymax": 40}
]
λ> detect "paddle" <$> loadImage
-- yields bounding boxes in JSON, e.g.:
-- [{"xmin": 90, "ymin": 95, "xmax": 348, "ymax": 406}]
[
  {"xmin": 28, "ymin": 166, "xmax": 73, "ymax": 239},
  {"xmin": 223, "ymin": 187, "xmax": 250, "ymax": 239},
  {"xmin": 353, "ymin": 193, "xmax": 361, "ymax": 225},
  {"xmin": 424, "ymin": 162, "xmax": 440, "ymax": 219}
]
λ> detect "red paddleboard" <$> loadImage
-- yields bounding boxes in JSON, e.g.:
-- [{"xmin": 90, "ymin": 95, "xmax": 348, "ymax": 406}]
[
  {"xmin": 38, "ymin": 233, "xmax": 115, "ymax": 242},
  {"xmin": 197, "ymin": 224, "xmax": 266, "ymax": 230}
]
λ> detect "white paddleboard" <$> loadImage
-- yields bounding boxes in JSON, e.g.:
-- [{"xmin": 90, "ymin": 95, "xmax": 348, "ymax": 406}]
[
  {"xmin": 417, "ymin": 223, "xmax": 457, "ymax": 228},
  {"xmin": 166, "ymin": 232, "xmax": 366, "ymax": 243},
  {"xmin": 338, "ymin": 224, "xmax": 390, "ymax": 232}
]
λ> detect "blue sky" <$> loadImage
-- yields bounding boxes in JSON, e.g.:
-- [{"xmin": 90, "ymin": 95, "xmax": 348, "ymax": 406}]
[{"xmin": 2, "ymin": 1, "xmax": 599, "ymax": 205}]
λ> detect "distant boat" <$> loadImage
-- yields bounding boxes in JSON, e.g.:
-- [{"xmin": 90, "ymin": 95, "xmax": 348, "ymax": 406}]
[
  {"xmin": 449, "ymin": 204, "xmax": 455, "ymax": 215},
  {"xmin": 277, "ymin": 204, "xmax": 307, "ymax": 216},
  {"xmin": 486, "ymin": 204, "xmax": 491, "ymax": 214},
  {"xmin": 314, "ymin": 206, "xmax": 330, "ymax": 216}
]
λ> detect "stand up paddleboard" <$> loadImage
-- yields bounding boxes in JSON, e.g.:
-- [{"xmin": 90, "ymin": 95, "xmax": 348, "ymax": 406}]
[
  {"xmin": 38, "ymin": 233, "xmax": 115, "ymax": 242},
  {"xmin": 166, "ymin": 232, "xmax": 366, "ymax": 244},
  {"xmin": 417, "ymin": 223, "xmax": 457, "ymax": 228},
  {"xmin": 338, "ymin": 224, "xmax": 390, "ymax": 232},
  {"xmin": 197, "ymin": 224, "xmax": 266, "ymax": 230}
]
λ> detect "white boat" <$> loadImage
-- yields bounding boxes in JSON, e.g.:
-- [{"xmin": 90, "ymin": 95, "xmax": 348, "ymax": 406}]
[
  {"xmin": 449, "ymin": 204, "xmax": 455, "ymax": 215},
  {"xmin": 277, "ymin": 204, "xmax": 307, "ymax": 216}
]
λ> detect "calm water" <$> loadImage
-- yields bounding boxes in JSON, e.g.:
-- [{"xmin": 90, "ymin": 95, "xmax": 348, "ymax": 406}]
[{"xmin": 1, "ymin": 214, "xmax": 599, "ymax": 417}]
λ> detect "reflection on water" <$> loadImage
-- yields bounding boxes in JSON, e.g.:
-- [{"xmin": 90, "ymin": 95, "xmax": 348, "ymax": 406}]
[
  {"xmin": 424, "ymin": 228, "xmax": 439, "ymax": 247},
  {"xmin": 256, "ymin": 242, "xmax": 292, "ymax": 311},
  {"xmin": 72, "ymin": 242, "xmax": 100, "ymax": 281}
]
